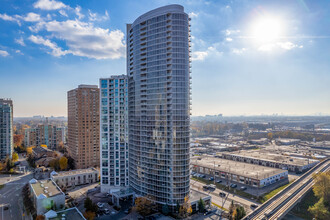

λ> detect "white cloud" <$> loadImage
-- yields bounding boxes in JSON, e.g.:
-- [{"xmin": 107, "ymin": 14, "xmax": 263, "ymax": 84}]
[
  {"xmin": 29, "ymin": 19, "xmax": 125, "ymax": 59},
  {"xmin": 33, "ymin": 0, "xmax": 67, "ymax": 10},
  {"xmin": 258, "ymin": 42, "xmax": 303, "ymax": 52},
  {"xmin": 88, "ymin": 10, "xmax": 109, "ymax": 21},
  {"xmin": 0, "ymin": 13, "xmax": 21, "ymax": 25},
  {"xmin": 59, "ymin": 10, "xmax": 68, "ymax": 17},
  {"xmin": 29, "ymin": 35, "xmax": 68, "ymax": 57},
  {"xmin": 23, "ymin": 12, "xmax": 42, "ymax": 22},
  {"xmin": 192, "ymin": 46, "xmax": 222, "ymax": 61},
  {"xmin": 0, "ymin": 50, "xmax": 9, "ymax": 57},
  {"xmin": 15, "ymin": 37, "xmax": 26, "ymax": 46},
  {"xmin": 75, "ymin": 6, "xmax": 84, "ymax": 19},
  {"xmin": 226, "ymin": 37, "xmax": 233, "ymax": 42},
  {"xmin": 232, "ymin": 48, "xmax": 246, "ymax": 54},
  {"xmin": 192, "ymin": 51, "xmax": 208, "ymax": 61},
  {"xmin": 15, "ymin": 50, "xmax": 23, "ymax": 55},
  {"xmin": 189, "ymin": 12, "xmax": 199, "ymax": 18},
  {"xmin": 225, "ymin": 29, "xmax": 240, "ymax": 36}
]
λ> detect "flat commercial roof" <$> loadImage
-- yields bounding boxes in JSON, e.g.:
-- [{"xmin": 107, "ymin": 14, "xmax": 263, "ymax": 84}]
[
  {"xmin": 223, "ymin": 150, "xmax": 319, "ymax": 167},
  {"xmin": 53, "ymin": 168, "xmax": 97, "ymax": 177},
  {"xmin": 191, "ymin": 157, "xmax": 286, "ymax": 180},
  {"xmin": 190, "ymin": 189, "xmax": 211, "ymax": 203},
  {"xmin": 48, "ymin": 207, "xmax": 85, "ymax": 220},
  {"xmin": 30, "ymin": 179, "xmax": 62, "ymax": 198}
]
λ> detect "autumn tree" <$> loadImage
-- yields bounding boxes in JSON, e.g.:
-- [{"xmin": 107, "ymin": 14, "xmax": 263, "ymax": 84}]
[
  {"xmin": 59, "ymin": 156, "xmax": 68, "ymax": 170},
  {"xmin": 134, "ymin": 197, "xmax": 156, "ymax": 216},
  {"xmin": 35, "ymin": 215, "xmax": 45, "ymax": 220},
  {"xmin": 13, "ymin": 134, "xmax": 24, "ymax": 147},
  {"xmin": 49, "ymin": 158, "xmax": 60, "ymax": 171},
  {"xmin": 308, "ymin": 198, "xmax": 330, "ymax": 220},
  {"xmin": 12, "ymin": 152, "xmax": 19, "ymax": 162},
  {"xmin": 179, "ymin": 196, "xmax": 192, "ymax": 218},
  {"xmin": 267, "ymin": 132, "xmax": 273, "ymax": 140},
  {"xmin": 308, "ymin": 172, "xmax": 330, "ymax": 219},
  {"xmin": 83, "ymin": 211, "xmax": 96, "ymax": 220}
]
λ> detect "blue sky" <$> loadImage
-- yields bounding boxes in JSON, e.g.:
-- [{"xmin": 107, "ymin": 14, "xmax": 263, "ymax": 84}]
[{"xmin": 0, "ymin": 0, "xmax": 329, "ymax": 117}]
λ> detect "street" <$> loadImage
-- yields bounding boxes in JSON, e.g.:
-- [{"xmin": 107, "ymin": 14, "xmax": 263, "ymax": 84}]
[
  {"xmin": 0, "ymin": 154, "xmax": 32, "ymax": 220},
  {"xmin": 191, "ymin": 180, "xmax": 259, "ymax": 213}
]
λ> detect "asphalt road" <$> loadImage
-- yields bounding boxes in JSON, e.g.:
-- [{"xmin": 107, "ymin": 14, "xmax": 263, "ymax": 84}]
[{"xmin": 0, "ymin": 154, "xmax": 32, "ymax": 220}]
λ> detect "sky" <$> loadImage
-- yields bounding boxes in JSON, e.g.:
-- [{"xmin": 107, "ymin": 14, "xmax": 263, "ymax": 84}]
[{"xmin": 0, "ymin": 0, "xmax": 330, "ymax": 117}]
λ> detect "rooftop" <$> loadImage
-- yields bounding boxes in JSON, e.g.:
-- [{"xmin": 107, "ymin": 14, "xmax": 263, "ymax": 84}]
[
  {"xmin": 190, "ymin": 189, "xmax": 211, "ymax": 203},
  {"xmin": 30, "ymin": 179, "xmax": 63, "ymax": 198},
  {"xmin": 191, "ymin": 157, "xmax": 287, "ymax": 180},
  {"xmin": 52, "ymin": 168, "xmax": 97, "ymax": 177},
  {"xmin": 46, "ymin": 207, "xmax": 86, "ymax": 220},
  {"xmin": 223, "ymin": 150, "xmax": 319, "ymax": 166}
]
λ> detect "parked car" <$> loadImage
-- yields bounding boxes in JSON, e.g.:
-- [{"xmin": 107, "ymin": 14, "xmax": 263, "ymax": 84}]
[
  {"xmin": 201, "ymin": 174, "xmax": 206, "ymax": 178},
  {"xmin": 97, "ymin": 202, "xmax": 104, "ymax": 208},
  {"xmin": 4, "ymin": 206, "xmax": 9, "ymax": 210},
  {"xmin": 250, "ymin": 204, "xmax": 258, "ymax": 209},
  {"xmin": 219, "ymin": 192, "xmax": 226, "ymax": 197},
  {"xmin": 104, "ymin": 209, "xmax": 110, "ymax": 215},
  {"xmin": 216, "ymin": 179, "xmax": 222, "ymax": 183},
  {"xmin": 203, "ymin": 185, "xmax": 209, "ymax": 191},
  {"xmin": 240, "ymin": 186, "xmax": 247, "ymax": 190},
  {"xmin": 230, "ymin": 184, "xmax": 237, "ymax": 188},
  {"xmin": 124, "ymin": 209, "xmax": 129, "ymax": 214},
  {"xmin": 209, "ymin": 177, "xmax": 214, "ymax": 181}
]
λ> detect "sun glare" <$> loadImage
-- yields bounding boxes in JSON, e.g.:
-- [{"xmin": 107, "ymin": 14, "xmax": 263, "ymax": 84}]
[{"xmin": 251, "ymin": 17, "xmax": 283, "ymax": 42}]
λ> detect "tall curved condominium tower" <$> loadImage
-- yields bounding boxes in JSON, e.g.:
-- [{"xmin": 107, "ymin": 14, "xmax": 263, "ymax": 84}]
[{"xmin": 127, "ymin": 5, "xmax": 191, "ymax": 206}]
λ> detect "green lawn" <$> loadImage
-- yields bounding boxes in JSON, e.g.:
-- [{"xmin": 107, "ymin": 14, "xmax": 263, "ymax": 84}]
[
  {"xmin": 257, "ymin": 181, "xmax": 292, "ymax": 203},
  {"xmin": 0, "ymin": 184, "xmax": 4, "ymax": 190}
]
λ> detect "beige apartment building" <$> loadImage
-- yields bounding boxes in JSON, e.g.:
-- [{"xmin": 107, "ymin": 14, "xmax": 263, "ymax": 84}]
[
  {"xmin": 67, "ymin": 85, "xmax": 100, "ymax": 169},
  {"xmin": 50, "ymin": 168, "xmax": 99, "ymax": 188}
]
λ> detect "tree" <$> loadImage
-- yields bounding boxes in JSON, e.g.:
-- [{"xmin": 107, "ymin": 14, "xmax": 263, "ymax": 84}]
[
  {"xmin": 235, "ymin": 205, "xmax": 246, "ymax": 220},
  {"xmin": 67, "ymin": 156, "xmax": 75, "ymax": 170},
  {"xmin": 162, "ymin": 204, "xmax": 169, "ymax": 215},
  {"xmin": 313, "ymin": 172, "xmax": 330, "ymax": 203},
  {"xmin": 267, "ymin": 132, "xmax": 273, "ymax": 140},
  {"xmin": 84, "ymin": 197, "xmax": 98, "ymax": 213},
  {"xmin": 35, "ymin": 215, "xmax": 45, "ymax": 220},
  {"xmin": 308, "ymin": 198, "xmax": 330, "ymax": 220},
  {"xmin": 198, "ymin": 198, "xmax": 205, "ymax": 213},
  {"xmin": 49, "ymin": 158, "xmax": 60, "ymax": 171},
  {"xmin": 59, "ymin": 156, "xmax": 68, "ymax": 170},
  {"xmin": 134, "ymin": 197, "xmax": 156, "ymax": 217},
  {"xmin": 5, "ymin": 158, "xmax": 14, "ymax": 172},
  {"xmin": 13, "ymin": 134, "xmax": 24, "ymax": 147},
  {"xmin": 179, "ymin": 196, "xmax": 192, "ymax": 218},
  {"xmin": 229, "ymin": 200, "xmax": 235, "ymax": 220},
  {"xmin": 12, "ymin": 152, "xmax": 19, "ymax": 162},
  {"xmin": 83, "ymin": 211, "xmax": 96, "ymax": 220}
]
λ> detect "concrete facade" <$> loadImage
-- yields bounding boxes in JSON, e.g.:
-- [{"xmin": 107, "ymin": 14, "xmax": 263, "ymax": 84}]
[
  {"xmin": 222, "ymin": 151, "xmax": 319, "ymax": 173},
  {"xmin": 51, "ymin": 168, "xmax": 99, "ymax": 188},
  {"xmin": 127, "ymin": 4, "xmax": 191, "ymax": 207},
  {"xmin": 99, "ymin": 75, "xmax": 129, "ymax": 194},
  {"xmin": 191, "ymin": 157, "xmax": 288, "ymax": 188},
  {"xmin": 29, "ymin": 178, "xmax": 65, "ymax": 215}
]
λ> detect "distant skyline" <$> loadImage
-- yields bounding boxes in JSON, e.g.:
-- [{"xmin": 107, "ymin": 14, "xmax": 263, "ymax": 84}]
[{"xmin": 1, "ymin": 0, "xmax": 330, "ymax": 117}]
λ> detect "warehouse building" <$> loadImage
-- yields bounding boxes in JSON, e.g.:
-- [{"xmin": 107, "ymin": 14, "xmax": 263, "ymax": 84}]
[
  {"xmin": 191, "ymin": 157, "xmax": 288, "ymax": 188},
  {"xmin": 222, "ymin": 150, "xmax": 319, "ymax": 173}
]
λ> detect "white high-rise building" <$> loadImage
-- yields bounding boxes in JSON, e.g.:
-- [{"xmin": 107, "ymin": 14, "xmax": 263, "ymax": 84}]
[
  {"xmin": 100, "ymin": 75, "xmax": 129, "ymax": 193},
  {"xmin": 127, "ymin": 5, "xmax": 191, "ymax": 207},
  {"xmin": 0, "ymin": 99, "xmax": 13, "ymax": 160}
]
